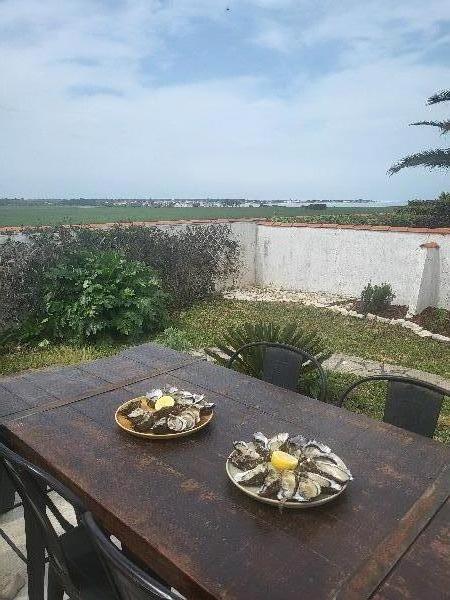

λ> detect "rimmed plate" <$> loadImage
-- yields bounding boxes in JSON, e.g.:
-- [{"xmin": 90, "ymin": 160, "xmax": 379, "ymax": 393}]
[
  {"xmin": 114, "ymin": 399, "xmax": 213, "ymax": 439},
  {"xmin": 226, "ymin": 459, "xmax": 347, "ymax": 508}
]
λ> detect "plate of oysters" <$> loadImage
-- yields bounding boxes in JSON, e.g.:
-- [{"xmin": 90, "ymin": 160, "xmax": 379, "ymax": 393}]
[
  {"xmin": 115, "ymin": 386, "xmax": 215, "ymax": 438},
  {"xmin": 226, "ymin": 432, "xmax": 352, "ymax": 508}
]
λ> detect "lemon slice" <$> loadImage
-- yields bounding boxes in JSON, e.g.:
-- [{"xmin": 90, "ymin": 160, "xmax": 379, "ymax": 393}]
[
  {"xmin": 271, "ymin": 450, "xmax": 298, "ymax": 471},
  {"xmin": 155, "ymin": 395, "xmax": 175, "ymax": 411}
]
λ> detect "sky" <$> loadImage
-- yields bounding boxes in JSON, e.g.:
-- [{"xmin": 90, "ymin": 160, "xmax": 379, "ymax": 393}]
[{"xmin": 0, "ymin": 0, "xmax": 449, "ymax": 200}]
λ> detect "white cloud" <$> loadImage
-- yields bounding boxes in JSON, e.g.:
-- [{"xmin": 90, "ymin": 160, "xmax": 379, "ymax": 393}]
[{"xmin": 0, "ymin": 0, "xmax": 449, "ymax": 199}]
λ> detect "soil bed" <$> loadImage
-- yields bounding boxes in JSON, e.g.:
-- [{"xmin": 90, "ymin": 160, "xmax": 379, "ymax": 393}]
[
  {"xmin": 411, "ymin": 307, "xmax": 450, "ymax": 337},
  {"xmin": 351, "ymin": 301, "xmax": 408, "ymax": 319}
]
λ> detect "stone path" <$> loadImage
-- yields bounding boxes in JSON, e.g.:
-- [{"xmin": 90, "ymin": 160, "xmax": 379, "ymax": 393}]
[{"xmin": 323, "ymin": 353, "xmax": 449, "ymax": 390}]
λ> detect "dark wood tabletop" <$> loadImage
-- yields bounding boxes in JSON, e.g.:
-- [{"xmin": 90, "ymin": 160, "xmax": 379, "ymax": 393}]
[{"xmin": 1, "ymin": 344, "xmax": 449, "ymax": 600}]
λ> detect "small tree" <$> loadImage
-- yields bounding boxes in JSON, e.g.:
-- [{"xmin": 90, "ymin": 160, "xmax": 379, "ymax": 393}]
[{"xmin": 388, "ymin": 90, "xmax": 450, "ymax": 174}]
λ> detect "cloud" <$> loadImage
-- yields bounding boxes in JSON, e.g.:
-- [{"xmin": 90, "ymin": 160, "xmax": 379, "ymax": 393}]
[{"xmin": 0, "ymin": 0, "xmax": 449, "ymax": 199}]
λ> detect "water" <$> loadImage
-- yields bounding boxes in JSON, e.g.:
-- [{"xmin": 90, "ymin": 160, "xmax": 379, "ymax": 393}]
[{"xmin": 282, "ymin": 199, "xmax": 407, "ymax": 208}]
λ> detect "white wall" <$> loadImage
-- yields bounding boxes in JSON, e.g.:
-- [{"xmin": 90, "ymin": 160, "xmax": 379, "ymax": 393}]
[{"xmin": 255, "ymin": 225, "xmax": 450, "ymax": 309}]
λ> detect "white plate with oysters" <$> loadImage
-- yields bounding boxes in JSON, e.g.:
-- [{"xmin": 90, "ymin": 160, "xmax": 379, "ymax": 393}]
[
  {"xmin": 226, "ymin": 432, "xmax": 352, "ymax": 508},
  {"xmin": 115, "ymin": 386, "xmax": 214, "ymax": 439}
]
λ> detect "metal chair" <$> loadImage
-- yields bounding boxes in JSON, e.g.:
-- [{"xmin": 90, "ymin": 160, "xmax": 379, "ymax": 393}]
[
  {"xmin": 338, "ymin": 375, "xmax": 448, "ymax": 437},
  {"xmin": 82, "ymin": 512, "xmax": 178, "ymax": 600},
  {"xmin": 226, "ymin": 341, "xmax": 328, "ymax": 401},
  {"xmin": 0, "ymin": 441, "xmax": 115, "ymax": 600}
]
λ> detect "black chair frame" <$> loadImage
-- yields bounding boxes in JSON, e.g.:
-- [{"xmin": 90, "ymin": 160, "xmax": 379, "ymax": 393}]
[
  {"xmin": 338, "ymin": 374, "xmax": 448, "ymax": 437},
  {"xmin": 226, "ymin": 341, "xmax": 328, "ymax": 402},
  {"xmin": 0, "ymin": 440, "xmax": 94, "ymax": 600},
  {"xmin": 83, "ymin": 512, "xmax": 178, "ymax": 600}
]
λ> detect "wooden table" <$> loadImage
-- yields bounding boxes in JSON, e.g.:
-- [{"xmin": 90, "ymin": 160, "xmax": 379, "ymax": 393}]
[{"xmin": 1, "ymin": 343, "xmax": 449, "ymax": 600}]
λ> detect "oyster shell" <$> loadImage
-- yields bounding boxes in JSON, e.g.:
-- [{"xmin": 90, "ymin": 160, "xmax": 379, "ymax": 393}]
[
  {"xmin": 277, "ymin": 470, "xmax": 297, "ymax": 501},
  {"xmin": 234, "ymin": 463, "xmax": 267, "ymax": 485},
  {"xmin": 294, "ymin": 476, "xmax": 321, "ymax": 501},
  {"xmin": 314, "ymin": 459, "xmax": 351, "ymax": 483},
  {"xmin": 259, "ymin": 465, "xmax": 281, "ymax": 497},
  {"xmin": 267, "ymin": 432, "xmax": 290, "ymax": 452},
  {"xmin": 303, "ymin": 472, "xmax": 343, "ymax": 492},
  {"xmin": 229, "ymin": 441, "xmax": 263, "ymax": 470}
]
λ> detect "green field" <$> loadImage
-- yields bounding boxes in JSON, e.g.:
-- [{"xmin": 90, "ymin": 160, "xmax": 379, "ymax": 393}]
[{"xmin": 0, "ymin": 205, "xmax": 398, "ymax": 227}]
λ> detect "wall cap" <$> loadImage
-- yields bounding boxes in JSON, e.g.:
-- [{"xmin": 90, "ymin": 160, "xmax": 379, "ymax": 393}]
[
  {"xmin": 260, "ymin": 222, "xmax": 450, "ymax": 235},
  {"xmin": 1, "ymin": 219, "xmax": 449, "ymax": 235}
]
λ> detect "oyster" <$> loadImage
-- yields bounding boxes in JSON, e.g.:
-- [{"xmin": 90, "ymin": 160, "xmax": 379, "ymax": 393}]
[
  {"xmin": 146, "ymin": 389, "xmax": 163, "ymax": 400},
  {"xmin": 303, "ymin": 472, "xmax": 343, "ymax": 492},
  {"xmin": 259, "ymin": 465, "xmax": 281, "ymax": 497},
  {"xmin": 134, "ymin": 414, "xmax": 157, "ymax": 433},
  {"xmin": 127, "ymin": 407, "xmax": 147, "ymax": 423},
  {"xmin": 167, "ymin": 407, "xmax": 200, "ymax": 432},
  {"xmin": 277, "ymin": 470, "xmax": 297, "ymax": 502},
  {"xmin": 152, "ymin": 417, "xmax": 169, "ymax": 433},
  {"xmin": 234, "ymin": 463, "xmax": 267, "ymax": 485},
  {"xmin": 253, "ymin": 432, "xmax": 269, "ymax": 450},
  {"xmin": 294, "ymin": 476, "xmax": 321, "ymax": 501},
  {"xmin": 314, "ymin": 458, "xmax": 351, "ymax": 483},
  {"xmin": 267, "ymin": 433, "xmax": 290, "ymax": 452},
  {"xmin": 229, "ymin": 441, "xmax": 263, "ymax": 470},
  {"xmin": 119, "ymin": 398, "xmax": 141, "ymax": 415}
]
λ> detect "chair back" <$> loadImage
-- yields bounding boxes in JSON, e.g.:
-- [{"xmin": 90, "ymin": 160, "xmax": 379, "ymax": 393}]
[
  {"xmin": 227, "ymin": 341, "xmax": 327, "ymax": 401},
  {"xmin": 338, "ymin": 376, "xmax": 446, "ymax": 437},
  {"xmin": 82, "ymin": 512, "xmax": 178, "ymax": 600},
  {"xmin": 384, "ymin": 380, "xmax": 444, "ymax": 437},
  {"xmin": 0, "ymin": 441, "xmax": 83, "ymax": 597}
]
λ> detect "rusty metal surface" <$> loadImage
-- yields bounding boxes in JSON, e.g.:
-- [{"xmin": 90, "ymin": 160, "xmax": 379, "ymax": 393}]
[
  {"xmin": 336, "ymin": 465, "xmax": 450, "ymax": 599},
  {"xmin": 0, "ymin": 344, "xmax": 197, "ymax": 424},
  {"xmin": 1, "ymin": 344, "xmax": 450, "ymax": 600},
  {"xmin": 372, "ymin": 498, "xmax": 450, "ymax": 600}
]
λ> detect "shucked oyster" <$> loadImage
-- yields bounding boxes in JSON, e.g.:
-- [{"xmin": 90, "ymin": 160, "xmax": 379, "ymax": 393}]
[
  {"xmin": 234, "ymin": 463, "xmax": 268, "ymax": 486},
  {"xmin": 229, "ymin": 441, "xmax": 263, "ymax": 470}
]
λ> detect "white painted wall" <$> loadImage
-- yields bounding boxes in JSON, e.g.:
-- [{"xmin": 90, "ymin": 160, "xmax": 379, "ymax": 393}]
[{"xmin": 255, "ymin": 225, "xmax": 450, "ymax": 309}]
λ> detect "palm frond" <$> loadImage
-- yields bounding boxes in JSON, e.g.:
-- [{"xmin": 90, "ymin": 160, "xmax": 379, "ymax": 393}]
[
  {"xmin": 427, "ymin": 90, "xmax": 450, "ymax": 105},
  {"xmin": 410, "ymin": 120, "xmax": 450, "ymax": 134},
  {"xmin": 388, "ymin": 148, "xmax": 450, "ymax": 174}
]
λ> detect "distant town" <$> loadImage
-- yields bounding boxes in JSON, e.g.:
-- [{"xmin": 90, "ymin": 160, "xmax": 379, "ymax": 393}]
[{"xmin": 0, "ymin": 197, "xmax": 370, "ymax": 208}]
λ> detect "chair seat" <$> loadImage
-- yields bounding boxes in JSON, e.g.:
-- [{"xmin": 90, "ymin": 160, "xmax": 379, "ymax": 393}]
[{"xmin": 61, "ymin": 525, "xmax": 114, "ymax": 600}]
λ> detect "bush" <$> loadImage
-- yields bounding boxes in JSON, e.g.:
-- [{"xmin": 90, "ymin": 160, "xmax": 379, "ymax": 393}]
[
  {"xmin": 206, "ymin": 321, "xmax": 331, "ymax": 398},
  {"xmin": 154, "ymin": 327, "xmax": 192, "ymax": 351},
  {"xmin": 34, "ymin": 251, "xmax": 168, "ymax": 343},
  {"xmin": 360, "ymin": 282, "xmax": 395, "ymax": 314},
  {"xmin": 0, "ymin": 223, "xmax": 239, "ymax": 331}
]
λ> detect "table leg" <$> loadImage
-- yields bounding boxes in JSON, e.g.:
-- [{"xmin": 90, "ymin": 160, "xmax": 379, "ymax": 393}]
[{"xmin": 23, "ymin": 501, "xmax": 46, "ymax": 600}]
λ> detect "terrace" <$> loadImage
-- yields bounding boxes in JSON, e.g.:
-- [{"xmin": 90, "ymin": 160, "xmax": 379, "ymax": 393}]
[{"xmin": 0, "ymin": 216, "xmax": 449, "ymax": 599}]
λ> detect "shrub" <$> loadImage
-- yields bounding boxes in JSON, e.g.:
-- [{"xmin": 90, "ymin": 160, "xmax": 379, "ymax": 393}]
[
  {"xmin": 154, "ymin": 327, "xmax": 192, "ymax": 351},
  {"xmin": 206, "ymin": 321, "xmax": 331, "ymax": 398},
  {"xmin": 360, "ymin": 282, "xmax": 395, "ymax": 314},
  {"xmin": 0, "ymin": 223, "xmax": 239, "ymax": 331},
  {"xmin": 38, "ymin": 251, "xmax": 168, "ymax": 343}
]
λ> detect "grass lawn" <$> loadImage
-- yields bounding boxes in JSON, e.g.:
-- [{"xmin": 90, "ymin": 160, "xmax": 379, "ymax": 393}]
[
  {"xmin": 1, "ymin": 298, "xmax": 448, "ymax": 442},
  {"xmin": 0, "ymin": 205, "xmax": 398, "ymax": 227}
]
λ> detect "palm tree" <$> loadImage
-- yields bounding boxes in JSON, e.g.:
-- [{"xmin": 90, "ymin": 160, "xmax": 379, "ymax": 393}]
[{"xmin": 388, "ymin": 90, "xmax": 450, "ymax": 174}]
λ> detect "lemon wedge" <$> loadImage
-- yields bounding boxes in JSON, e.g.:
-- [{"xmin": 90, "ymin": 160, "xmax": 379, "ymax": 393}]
[
  {"xmin": 154, "ymin": 395, "xmax": 175, "ymax": 411},
  {"xmin": 271, "ymin": 450, "xmax": 298, "ymax": 471}
]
